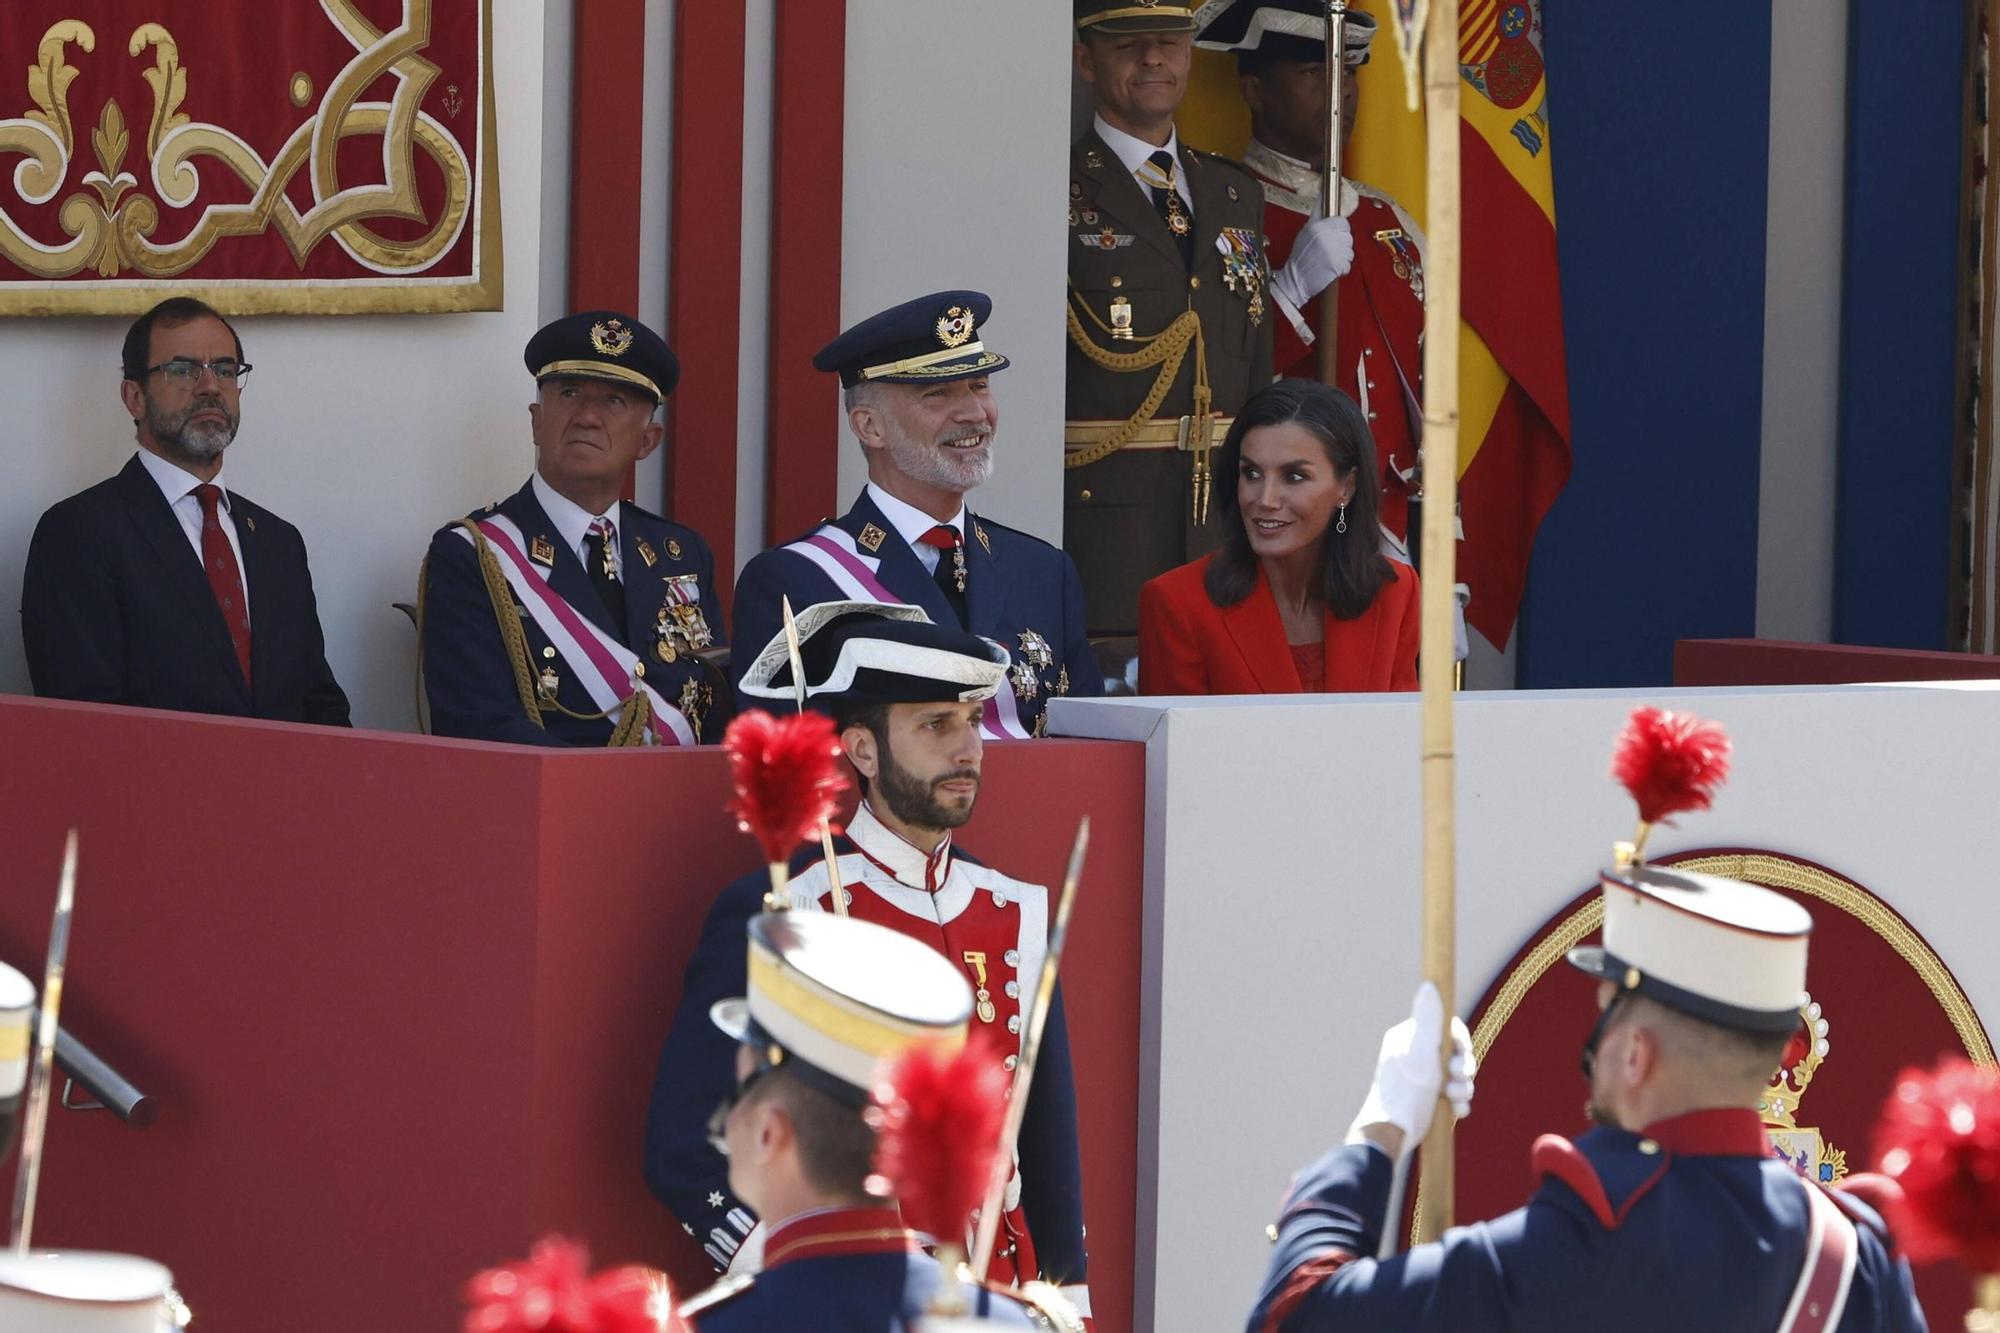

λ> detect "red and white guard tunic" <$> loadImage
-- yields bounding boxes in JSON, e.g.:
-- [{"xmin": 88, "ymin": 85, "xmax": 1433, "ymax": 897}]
[
  {"xmin": 1249, "ymin": 138, "xmax": 1429, "ymax": 545},
  {"xmin": 779, "ymin": 801, "xmax": 1089, "ymax": 1318}
]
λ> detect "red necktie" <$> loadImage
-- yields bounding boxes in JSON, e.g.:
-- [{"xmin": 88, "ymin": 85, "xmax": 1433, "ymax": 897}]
[{"xmin": 195, "ymin": 484, "xmax": 252, "ymax": 687}]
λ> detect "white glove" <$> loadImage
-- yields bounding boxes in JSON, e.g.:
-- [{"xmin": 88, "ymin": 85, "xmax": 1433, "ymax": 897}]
[
  {"xmin": 1346, "ymin": 982, "xmax": 1477, "ymax": 1159},
  {"xmin": 1270, "ymin": 213, "xmax": 1355, "ymax": 310}
]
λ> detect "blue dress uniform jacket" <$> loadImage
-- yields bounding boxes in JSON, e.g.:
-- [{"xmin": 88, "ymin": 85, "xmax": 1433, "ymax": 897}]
[
  {"xmin": 645, "ymin": 835, "xmax": 1089, "ymax": 1290},
  {"xmin": 1246, "ymin": 1109, "xmax": 1928, "ymax": 1333},
  {"xmin": 730, "ymin": 490, "xmax": 1102, "ymax": 736},
  {"xmin": 21, "ymin": 454, "xmax": 350, "ymax": 725},
  {"xmin": 420, "ymin": 481, "xmax": 730, "ymax": 745},
  {"xmin": 678, "ymin": 1206, "xmax": 1048, "ymax": 1331}
]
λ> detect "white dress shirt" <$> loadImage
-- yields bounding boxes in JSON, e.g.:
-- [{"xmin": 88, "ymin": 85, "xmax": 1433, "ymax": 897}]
[
  {"xmin": 865, "ymin": 482, "xmax": 966, "ymax": 577},
  {"xmin": 532, "ymin": 472, "xmax": 621, "ymax": 578},
  {"xmin": 1093, "ymin": 114, "xmax": 1194, "ymax": 212},
  {"xmin": 136, "ymin": 447, "xmax": 249, "ymax": 623}
]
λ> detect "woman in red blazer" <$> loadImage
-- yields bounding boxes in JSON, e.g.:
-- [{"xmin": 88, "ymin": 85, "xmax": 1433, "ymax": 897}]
[{"xmin": 1139, "ymin": 378, "xmax": 1418, "ymax": 695}]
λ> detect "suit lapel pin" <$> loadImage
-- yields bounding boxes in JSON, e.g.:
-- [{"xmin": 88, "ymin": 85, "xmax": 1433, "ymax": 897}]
[
  {"xmin": 974, "ymin": 522, "xmax": 991, "ymax": 554},
  {"xmin": 1082, "ymin": 149, "xmax": 1104, "ymax": 169},
  {"xmin": 1226, "ymin": 183, "xmax": 1240, "ymax": 201},
  {"xmin": 530, "ymin": 535, "xmax": 556, "ymax": 566},
  {"xmin": 637, "ymin": 538, "xmax": 659, "ymax": 567},
  {"xmin": 243, "ymin": 514, "xmax": 256, "ymax": 533},
  {"xmin": 858, "ymin": 523, "xmax": 887, "ymax": 553}
]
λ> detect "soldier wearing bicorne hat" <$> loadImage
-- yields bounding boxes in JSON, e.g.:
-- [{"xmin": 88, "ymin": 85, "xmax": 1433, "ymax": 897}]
[
  {"xmin": 672, "ymin": 909, "xmax": 1082, "ymax": 1330},
  {"xmin": 649, "ymin": 605, "xmax": 1092, "ymax": 1321},
  {"xmin": 731, "ymin": 291, "xmax": 1101, "ymax": 738},
  {"xmin": 1244, "ymin": 715, "xmax": 1927, "ymax": 1333},
  {"xmin": 420, "ymin": 311, "xmax": 731, "ymax": 747},
  {"xmin": 1064, "ymin": 0, "xmax": 1275, "ymax": 636}
]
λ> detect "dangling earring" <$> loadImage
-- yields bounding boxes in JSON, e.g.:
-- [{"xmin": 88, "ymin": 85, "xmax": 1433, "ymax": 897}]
[{"xmin": 1335, "ymin": 502, "xmax": 1348, "ymax": 535}]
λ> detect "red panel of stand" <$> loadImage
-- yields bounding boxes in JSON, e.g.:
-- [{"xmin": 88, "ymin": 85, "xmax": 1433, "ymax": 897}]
[
  {"xmin": 1673, "ymin": 637, "xmax": 2000, "ymax": 685},
  {"xmin": 0, "ymin": 697, "xmax": 1143, "ymax": 1332}
]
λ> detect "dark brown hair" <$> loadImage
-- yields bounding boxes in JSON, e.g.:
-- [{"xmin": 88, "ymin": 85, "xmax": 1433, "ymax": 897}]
[
  {"xmin": 1203, "ymin": 377, "xmax": 1395, "ymax": 618},
  {"xmin": 121, "ymin": 297, "xmax": 242, "ymax": 383}
]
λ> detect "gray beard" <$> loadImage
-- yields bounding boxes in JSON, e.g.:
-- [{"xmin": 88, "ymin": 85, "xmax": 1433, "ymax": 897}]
[
  {"xmin": 883, "ymin": 421, "xmax": 994, "ymax": 494},
  {"xmin": 146, "ymin": 395, "xmax": 237, "ymax": 466}
]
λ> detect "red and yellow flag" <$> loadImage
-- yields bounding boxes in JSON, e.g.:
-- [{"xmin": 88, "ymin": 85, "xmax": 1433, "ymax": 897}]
[{"xmin": 1184, "ymin": 0, "xmax": 1571, "ymax": 647}]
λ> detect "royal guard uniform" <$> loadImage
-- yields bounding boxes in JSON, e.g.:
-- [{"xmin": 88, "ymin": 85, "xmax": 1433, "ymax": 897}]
[
  {"xmin": 1065, "ymin": 0, "xmax": 1275, "ymax": 635},
  {"xmin": 650, "ymin": 609, "xmax": 1091, "ymax": 1320},
  {"xmin": 1246, "ymin": 716, "xmax": 1928, "ymax": 1332},
  {"xmin": 675, "ymin": 910, "xmax": 1082, "ymax": 1330},
  {"xmin": 421, "ymin": 313, "xmax": 730, "ymax": 746},
  {"xmin": 731, "ymin": 292, "xmax": 1100, "ymax": 738}
]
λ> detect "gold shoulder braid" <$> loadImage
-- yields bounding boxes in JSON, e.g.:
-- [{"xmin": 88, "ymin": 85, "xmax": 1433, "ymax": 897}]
[
  {"xmin": 442, "ymin": 519, "xmax": 654, "ymax": 747},
  {"xmin": 1064, "ymin": 288, "xmax": 1216, "ymax": 522}
]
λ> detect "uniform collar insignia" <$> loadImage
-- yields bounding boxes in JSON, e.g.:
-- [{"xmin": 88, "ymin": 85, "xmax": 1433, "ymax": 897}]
[{"xmin": 529, "ymin": 535, "xmax": 556, "ymax": 566}]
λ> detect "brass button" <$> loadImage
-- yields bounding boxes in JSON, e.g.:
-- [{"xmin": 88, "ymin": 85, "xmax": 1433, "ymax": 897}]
[
  {"xmin": 1110, "ymin": 275, "xmax": 1123, "ymax": 289},
  {"xmin": 634, "ymin": 662, "xmax": 647, "ymax": 678},
  {"xmin": 1364, "ymin": 347, "xmax": 1374, "ymax": 357},
  {"xmin": 1637, "ymin": 1138, "xmax": 1661, "ymax": 1155},
  {"xmin": 1079, "ymin": 488, "xmax": 1093, "ymax": 502},
  {"xmin": 1367, "ymin": 410, "xmax": 1378, "ymax": 421},
  {"xmin": 1189, "ymin": 275, "xmax": 1201, "ymax": 290},
  {"xmin": 1004, "ymin": 949, "xmax": 1020, "ymax": 967},
  {"xmin": 542, "ymin": 646, "xmax": 556, "ymax": 659}
]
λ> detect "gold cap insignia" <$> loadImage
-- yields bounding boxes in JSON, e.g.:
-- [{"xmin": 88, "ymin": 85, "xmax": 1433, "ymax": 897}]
[
  {"xmin": 935, "ymin": 307, "xmax": 976, "ymax": 349},
  {"xmin": 590, "ymin": 319, "xmax": 635, "ymax": 357}
]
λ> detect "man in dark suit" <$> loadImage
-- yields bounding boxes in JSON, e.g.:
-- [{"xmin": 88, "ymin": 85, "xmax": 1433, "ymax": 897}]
[
  {"xmin": 731, "ymin": 291, "xmax": 1102, "ymax": 738},
  {"xmin": 20, "ymin": 297, "xmax": 350, "ymax": 725},
  {"xmin": 1065, "ymin": 0, "xmax": 1277, "ymax": 635},
  {"xmin": 420, "ymin": 311, "xmax": 729, "ymax": 746}
]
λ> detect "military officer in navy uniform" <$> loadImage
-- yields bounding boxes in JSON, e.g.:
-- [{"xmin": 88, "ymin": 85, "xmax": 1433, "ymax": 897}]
[
  {"xmin": 675, "ymin": 909, "xmax": 1081, "ymax": 1330},
  {"xmin": 421, "ymin": 312, "xmax": 729, "ymax": 746},
  {"xmin": 651, "ymin": 606, "xmax": 1092, "ymax": 1319},
  {"xmin": 1065, "ymin": 0, "xmax": 1275, "ymax": 635},
  {"xmin": 1246, "ymin": 856, "xmax": 1927, "ymax": 1329},
  {"xmin": 731, "ymin": 291, "xmax": 1100, "ymax": 738}
]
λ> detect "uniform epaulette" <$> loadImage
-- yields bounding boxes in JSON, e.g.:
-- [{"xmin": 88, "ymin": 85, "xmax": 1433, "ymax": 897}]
[
  {"xmin": 1531, "ymin": 1132, "xmax": 1670, "ymax": 1230},
  {"xmin": 675, "ymin": 1270, "xmax": 754, "ymax": 1318},
  {"xmin": 1006, "ymin": 1278, "xmax": 1087, "ymax": 1333},
  {"xmin": 1189, "ymin": 146, "xmax": 1260, "ymax": 181},
  {"xmin": 1830, "ymin": 1171, "xmax": 1901, "ymax": 1244}
]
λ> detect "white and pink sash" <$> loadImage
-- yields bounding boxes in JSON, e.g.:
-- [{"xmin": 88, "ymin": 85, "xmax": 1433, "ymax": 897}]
[
  {"xmin": 459, "ymin": 515, "xmax": 696, "ymax": 746},
  {"xmin": 781, "ymin": 525, "xmax": 1031, "ymax": 740}
]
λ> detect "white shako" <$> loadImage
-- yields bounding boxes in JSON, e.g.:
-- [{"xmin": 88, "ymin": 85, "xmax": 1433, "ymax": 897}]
[
  {"xmin": 711, "ymin": 910, "xmax": 975, "ymax": 1104},
  {"xmin": 1566, "ymin": 860, "xmax": 1811, "ymax": 1033}
]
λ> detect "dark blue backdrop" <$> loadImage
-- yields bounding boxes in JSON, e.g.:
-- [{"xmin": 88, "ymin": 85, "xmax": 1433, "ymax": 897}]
[{"xmin": 1516, "ymin": 0, "xmax": 1967, "ymax": 685}]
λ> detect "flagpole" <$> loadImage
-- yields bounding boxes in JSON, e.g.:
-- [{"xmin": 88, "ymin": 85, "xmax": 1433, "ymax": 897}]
[
  {"xmin": 1316, "ymin": 0, "xmax": 1349, "ymax": 384},
  {"xmin": 1414, "ymin": 0, "xmax": 1461, "ymax": 1245}
]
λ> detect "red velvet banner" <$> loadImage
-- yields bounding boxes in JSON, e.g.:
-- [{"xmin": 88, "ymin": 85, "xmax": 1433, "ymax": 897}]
[
  {"xmin": 1434, "ymin": 848, "xmax": 1992, "ymax": 1327},
  {"xmin": 0, "ymin": 1, "xmax": 499, "ymax": 314}
]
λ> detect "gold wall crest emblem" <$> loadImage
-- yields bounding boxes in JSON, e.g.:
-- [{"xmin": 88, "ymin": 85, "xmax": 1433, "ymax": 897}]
[
  {"xmin": 935, "ymin": 306, "xmax": 976, "ymax": 348},
  {"xmin": 590, "ymin": 319, "xmax": 634, "ymax": 357},
  {"xmin": 1761, "ymin": 994, "xmax": 1848, "ymax": 1185}
]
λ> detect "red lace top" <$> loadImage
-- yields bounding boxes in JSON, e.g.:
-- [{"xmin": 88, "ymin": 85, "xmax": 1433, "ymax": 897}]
[{"xmin": 1288, "ymin": 641, "xmax": 1326, "ymax": 693}]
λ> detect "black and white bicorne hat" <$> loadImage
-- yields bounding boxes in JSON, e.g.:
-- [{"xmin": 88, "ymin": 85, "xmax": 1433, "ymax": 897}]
[{"xmin": 737, "ymin": 601, "xmax": 1011, "ymax": 710}]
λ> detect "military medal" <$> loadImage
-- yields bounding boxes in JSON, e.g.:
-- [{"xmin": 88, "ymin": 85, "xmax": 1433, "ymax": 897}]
[
  {"xmin": 1109, "ymin": 294, "xmax": 1134, "ymax": 341},
  {"xmin": 538, "ymin": 665, "xmax": 559, "ymax": 699},
  {"xmin": 1164, "ymin": 194, "xmax": 1191, "ymax": 237},
  {"xmin": 963, "ymin": 951, "xmax": 997, "ymax": 1025},
  {"xmin": 1012, "ymin": 628, "xmax": 1054, "ymax": 701},
  {"xmin": 655, "ymin": 573, "xmax": 714, "ymax": 661},
  {"xmin": 1376, "ymin": 227, "xmax": 1426, "ymax": 302},
  {"xmin": 1218, "ymin": 227, "xmax": 1269, "ymax": 329},
  {"xmin": 679, "ymin": 679, "xmax": 710, "ymax": 737},
  {"xmin": 949, "ymin": 542, "xmax": 967, "ymax": 594},
  {"xmin": 655, "ymin": 610, "xmax": 678, "ymax": 663},
  {"xmin": 1056, "ymin": 665, "xmax": 1071, "ymax": 696}
]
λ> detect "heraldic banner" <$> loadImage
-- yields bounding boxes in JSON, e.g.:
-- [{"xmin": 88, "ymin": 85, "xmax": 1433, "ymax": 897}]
[{"xmin": 0, "ymin": 0, "xmax": 499, "ymax": 315}]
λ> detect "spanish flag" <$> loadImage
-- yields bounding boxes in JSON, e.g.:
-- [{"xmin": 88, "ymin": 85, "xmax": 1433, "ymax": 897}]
[{"xmin": 1184, "ymin": 0, "xmax": 1571, "ymax": 647}]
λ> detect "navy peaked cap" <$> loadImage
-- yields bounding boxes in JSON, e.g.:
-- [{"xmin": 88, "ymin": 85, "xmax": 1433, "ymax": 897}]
[
  {"xmin": 813, "ymin": 291, "xmax": 1010, "ymax": 388},
  {"xmin": 525, "ymin": 310, "xmax": 680, "ymax": 402}
]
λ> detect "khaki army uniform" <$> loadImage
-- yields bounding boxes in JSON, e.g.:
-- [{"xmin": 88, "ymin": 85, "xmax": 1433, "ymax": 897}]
[{"xmin": 1064, "ymin": 128, "xmax": 1274, "ymax": 634}]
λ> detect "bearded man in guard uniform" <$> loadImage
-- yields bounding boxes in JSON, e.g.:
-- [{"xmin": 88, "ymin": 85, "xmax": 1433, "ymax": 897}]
[
  {"xmin": 1065, "ymin": 0, "xmax": 1283, "ymax": 636},
  {"xmin": 650, "ymin": 606, "xmax": 1092, "ymax": 1321}
]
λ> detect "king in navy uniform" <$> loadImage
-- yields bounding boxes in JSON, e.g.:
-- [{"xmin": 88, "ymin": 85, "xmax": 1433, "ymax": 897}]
[
  {"xmin": 730, "ymin": 291, "xmax": 1101, "ymax": 739},
  {"xmin": 650, "ymin": 606, "xmax": 1092, "ymax": 1319},
  {"xmin": 420, "ymin": 312, "xmax": 730, "ymax": 746},
  {"xmin": 674, "ymin": 908, "xmax": 1082, "ymax": 1331},
  {"xmin": 1245, "ymin": 729, "xmax": 1928, "ymax": 1332}
]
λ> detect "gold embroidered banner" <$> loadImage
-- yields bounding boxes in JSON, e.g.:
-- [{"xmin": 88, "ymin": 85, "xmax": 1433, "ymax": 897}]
[{"xmin": 0, "ymin": 0, "xmax": 500, "ymax": 314}]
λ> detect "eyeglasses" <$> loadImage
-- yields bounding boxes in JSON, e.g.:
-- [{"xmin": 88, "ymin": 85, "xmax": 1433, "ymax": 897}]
[{"xmin": 142, "ymin": 358, "xmax": 253, "ymax": 388}]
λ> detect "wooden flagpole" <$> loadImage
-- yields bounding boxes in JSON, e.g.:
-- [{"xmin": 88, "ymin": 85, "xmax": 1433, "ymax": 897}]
[
  {"xmin": 1414, "ymin": 0, "xmax": 1461, "ymax": 1246},
  {"xmin": 1316, "ymin": 0, "xmax": 1350, "ymax": 383}
]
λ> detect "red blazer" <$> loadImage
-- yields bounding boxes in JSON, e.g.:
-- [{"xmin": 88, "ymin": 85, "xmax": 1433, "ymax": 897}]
[{"xmin": 1137, "ymin": 552, "xmax": 1420, "ymax": 695}]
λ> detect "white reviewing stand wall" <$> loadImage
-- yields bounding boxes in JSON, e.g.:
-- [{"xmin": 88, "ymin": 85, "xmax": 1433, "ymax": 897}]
[{"xmin": 1049, "ymin": 682, "xmax": 2000, "ymax": 1333}]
